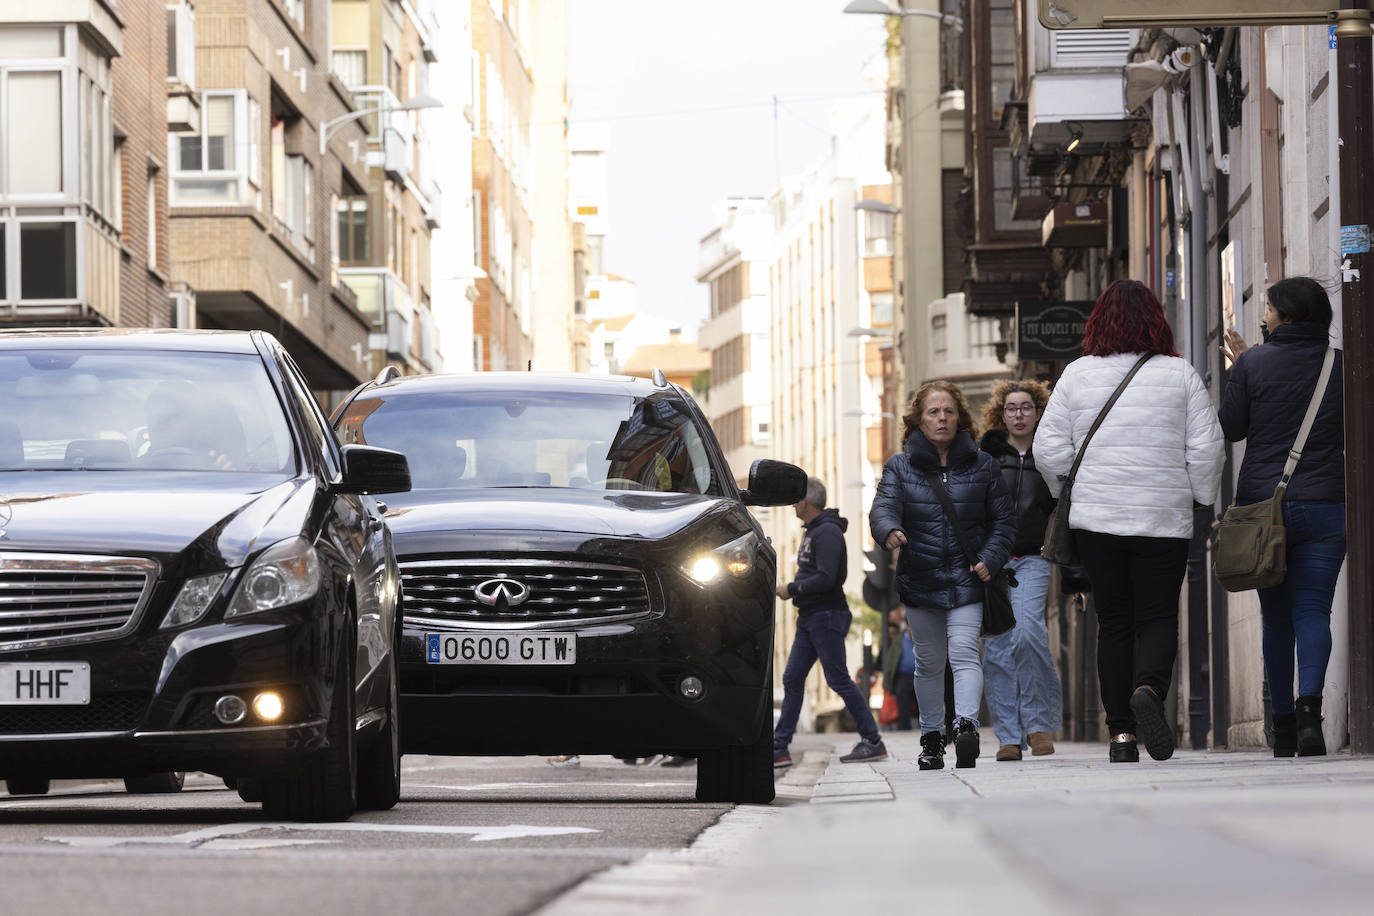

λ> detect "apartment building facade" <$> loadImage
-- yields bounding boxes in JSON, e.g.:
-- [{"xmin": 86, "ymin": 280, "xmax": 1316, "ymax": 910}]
[
  {"xmin": 165, "ymin": 0, "xmax": 374, "ymax": 390},
  {"xmin": 697, "ymin": 198, "xmax": 772, "ymax": 487},
  {"xmin": 328, "ymin": 0, "xmax": 441, "ymax": 377},
  {"xmin": 470, "ymin": 0, "xmax": 533, "ymax": 371},
  {"xmin": 0, "ymin": 2, "xmax": 171, "ymax": 329}
]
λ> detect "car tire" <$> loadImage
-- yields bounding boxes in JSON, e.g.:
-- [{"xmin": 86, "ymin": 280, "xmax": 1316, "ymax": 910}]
[
  {"xmin": 694, "ymin": 709, "xmax": 775, "ymax": 805},
  {"xmin": 261, "ymin": 615, "xmax": 358, "ymax": 822},
  {"xmin": 236, "ymin": 777, "xmax": 262, "ymax": 803},
  {"xmin": 356, "ymin": 637, "xmax": 401, "ymax": 811},
  {"xmin": 5, "ymin": 777, "xmax": 51, "ymax": 796},
  {"xmin": 124, "ymin": 772, "xmax": 186, "ymax": 794}
]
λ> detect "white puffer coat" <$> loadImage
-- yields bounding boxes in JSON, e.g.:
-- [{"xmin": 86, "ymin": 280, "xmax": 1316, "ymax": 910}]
[{"xmin": 1034, "ymin": 352, "xmax": 1224, "ymax": 539}]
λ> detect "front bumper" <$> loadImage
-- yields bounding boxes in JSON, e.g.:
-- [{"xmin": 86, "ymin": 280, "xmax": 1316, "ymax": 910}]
[{"xmin": 0, "ymin": 616, "xmax": 335, "ymax": 781}]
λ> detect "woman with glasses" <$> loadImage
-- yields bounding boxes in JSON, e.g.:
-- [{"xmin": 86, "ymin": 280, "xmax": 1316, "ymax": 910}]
[
  {"xmin": 979, "ymin": 380, "xmax": 1062, "ymax": 761},
  {"xmin": 1034, "ymin": 281, "xmax": 1223, "ymax": 763},
  {"xmin": 1219, "ymin": 277, "xmax": 1344, "ymax": 756}
]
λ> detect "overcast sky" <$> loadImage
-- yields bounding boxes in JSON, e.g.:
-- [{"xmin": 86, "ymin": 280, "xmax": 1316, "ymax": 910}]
[{"xmin": 567, "ymin": 0, "xmax": 889, "ymax": 330}]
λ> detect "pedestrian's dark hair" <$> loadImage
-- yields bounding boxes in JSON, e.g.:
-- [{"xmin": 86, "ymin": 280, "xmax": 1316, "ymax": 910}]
[
  {"xmin": 1081, "ymin": 280, "xmax": 1181, "ymax": 358},
  {"xmin": 1268, "ymin": 276, "xmax": 1333, "ymax": 328},
  {"xmin": 901, "ymin": 380, "xmax": 977, "ymax": 444}
]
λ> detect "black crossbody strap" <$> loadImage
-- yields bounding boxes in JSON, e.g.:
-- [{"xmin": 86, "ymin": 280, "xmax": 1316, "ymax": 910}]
[
  {"xmin": 1065, "ymin": 352, "xmax": 1154, "ymax": 483},
  {"xmin": 926, "ymin": 472, "xmax": 982, "ymax": 569}
]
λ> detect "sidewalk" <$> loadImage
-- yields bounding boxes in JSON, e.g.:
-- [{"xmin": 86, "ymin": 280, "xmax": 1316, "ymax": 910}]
[{"xmin": 685, "ymin": 732, "xmax": 1374, "ymax": 915}]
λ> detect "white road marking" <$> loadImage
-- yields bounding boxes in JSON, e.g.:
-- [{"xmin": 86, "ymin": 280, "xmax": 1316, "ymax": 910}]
[{"xmin": 45, "ymin": 821, "xmax": 600, "ymax": 850}]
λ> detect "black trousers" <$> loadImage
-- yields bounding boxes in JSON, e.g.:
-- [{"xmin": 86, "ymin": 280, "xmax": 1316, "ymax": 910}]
[{"xmin": 1076, "ymin": 530, "xmax": 1190, "ymax": 737}]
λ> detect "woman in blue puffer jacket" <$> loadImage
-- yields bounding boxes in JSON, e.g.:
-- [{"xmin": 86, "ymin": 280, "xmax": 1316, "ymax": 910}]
[{"xmin": 869, "ymin": 380, "xmax": 1015, "ymax": 771}]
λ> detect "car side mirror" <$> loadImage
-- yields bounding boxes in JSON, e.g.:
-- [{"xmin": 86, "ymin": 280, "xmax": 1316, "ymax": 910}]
[
  {"xmin": 741, "ymin": 459, "xmax": 807, "ymax": 507},
  {"xmin": 338, "ymin": 445, "xmax": 411, "ymax": 495}
]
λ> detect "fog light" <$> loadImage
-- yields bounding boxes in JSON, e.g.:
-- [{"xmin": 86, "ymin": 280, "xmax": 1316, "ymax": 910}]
[
  {"xmin": 679, "ymin": 676, "xmax": 705, "ymax": 700},
  {"xmin": 252, "ymin": 691, "xmax": 284, "ymax": 722},
  {"xmin": 214, "ymin": 694, "xmax": 247, "ymax": 725}
]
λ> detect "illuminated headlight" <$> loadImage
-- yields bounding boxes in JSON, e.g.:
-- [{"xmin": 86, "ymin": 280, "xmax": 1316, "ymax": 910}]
[
  {"xmin": 682, "ymin": 531, "xmax": 760, "ymax": 587},
  {"xmin": 160, "ymin": 572, "xmax": 229, "ymax": 629},
  {"xmin": 225, "ymin": 538, "xmax": 321, "ymax": 618}
]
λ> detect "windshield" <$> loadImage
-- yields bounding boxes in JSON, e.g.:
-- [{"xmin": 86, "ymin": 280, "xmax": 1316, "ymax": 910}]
[
  {"xmin": 0, "ymin": 349, "xmax": 295, "ymax": 474},
  {"xmin": 337, "ymin": 390, "xmax": 721, "ymax": 496}
]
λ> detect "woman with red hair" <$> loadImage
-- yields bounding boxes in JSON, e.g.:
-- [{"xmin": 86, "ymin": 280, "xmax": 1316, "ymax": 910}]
[{"xmin": 1034, "ymin": 280, "xmax": 1223, "ymax": 763}]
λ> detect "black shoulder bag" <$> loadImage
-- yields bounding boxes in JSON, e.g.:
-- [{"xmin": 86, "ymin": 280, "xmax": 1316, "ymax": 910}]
[
  {"xmin": 926, "ymin": 471, "xmax": 1017, "ymax": 637},
  {"xmin": 1041, "ymin": 353, "xmax": 1154, "ymax": 566}
]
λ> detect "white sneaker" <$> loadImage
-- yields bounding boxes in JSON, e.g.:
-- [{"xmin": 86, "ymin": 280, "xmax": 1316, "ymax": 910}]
[
  {"xmin": 547, "ymin": 755, "xmax": 581, "ymax": 767},
  {"xmin": 637, "ymin": 754, "xmax": 666, "ymax": 766}
]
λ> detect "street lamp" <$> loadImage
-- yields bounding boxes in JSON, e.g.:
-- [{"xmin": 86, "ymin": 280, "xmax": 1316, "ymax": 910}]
[
  {"xmin": 842, "ymin": 0, "xmax": 963, "ymax": 31},
  {"xmin": 319, "ymin": 93, "xmax": 444, "ymax": 156}
]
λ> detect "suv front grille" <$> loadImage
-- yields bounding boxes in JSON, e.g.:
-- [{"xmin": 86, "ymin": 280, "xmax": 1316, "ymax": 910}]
[
  {"xmin": 401, "ymin": 559, "xmax": 651, "ymax": 628},
  {"xmin": 0, "ymin": 553, "xmax": 158, "ymax": 652}
]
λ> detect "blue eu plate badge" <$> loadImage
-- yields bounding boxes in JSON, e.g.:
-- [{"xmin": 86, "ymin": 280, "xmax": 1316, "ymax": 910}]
[{"xmin": 427, "ymin": 634, "xmax": 441, "ymax": 663}]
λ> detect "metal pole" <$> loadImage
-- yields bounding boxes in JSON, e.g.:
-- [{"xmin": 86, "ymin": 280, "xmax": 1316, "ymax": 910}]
[{"xmin": 1337, "ymin": 2, "xmax": 1374, "ymax": 753}]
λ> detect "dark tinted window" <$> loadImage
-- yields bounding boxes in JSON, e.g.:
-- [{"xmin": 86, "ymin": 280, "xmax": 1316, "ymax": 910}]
[{"xmin": 337, "ymin": 389, "xmax": 719, "ymax": 495}]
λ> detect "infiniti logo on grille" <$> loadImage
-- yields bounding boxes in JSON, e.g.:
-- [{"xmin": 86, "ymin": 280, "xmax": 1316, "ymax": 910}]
[
  {"xmin": 473, "ymin": 577, "xmax": 531, "ymax": 608},
  {"xmin": 0, "ymin": 495, "xmax": 11, "ymax": 536}
]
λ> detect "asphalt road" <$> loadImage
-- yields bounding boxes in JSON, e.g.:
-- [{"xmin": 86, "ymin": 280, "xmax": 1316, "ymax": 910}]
[{"xmin": 0, "ymin": 755, "xmax": 736, "ymax": 916}]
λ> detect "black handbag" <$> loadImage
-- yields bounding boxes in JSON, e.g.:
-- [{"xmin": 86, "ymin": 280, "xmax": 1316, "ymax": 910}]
[
  {"xmin": 1041, "ymin": 353, "xmax": 1154, "ymax": 566},
  {"xmin": 926, "ymin": 472, "xmax": 1017, "ymax": 637}
]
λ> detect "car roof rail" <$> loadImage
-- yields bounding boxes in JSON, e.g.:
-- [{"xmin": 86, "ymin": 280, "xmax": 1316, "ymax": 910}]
[
  {"xmin": 375, "ymin": 365, "xmax": 402, "ymax": 385},
  {"xmin": 651, "ymin": 368, "xmax": 668, "ymax": 387}
]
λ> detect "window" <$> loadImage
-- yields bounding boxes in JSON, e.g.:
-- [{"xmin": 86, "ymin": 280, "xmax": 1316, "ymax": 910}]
[
  {"xmin": 19, "ymin": 220, "xmax": 77, "ymax": 299},
  {"xmin": 5, "ymin": 70, "xmax": 63, "ymax": 196},
  {"xmin": 260, "ymin": 102, "xmax": 312, "ymax": 257},
  {"xmin": 166, "ymin": 3, "xmax": 196, "ymax": 88},
  {"xmin": 336, "ymin": 195, "xmax": 368, "ymax": 263},
  {"xmin": 171, "ymin": 91, "xmax": 246, "ymax": 204},
  {"xmin": 146, "ymin": 172, "xmax": 158, "ymax": 271},
  {"xmin": 332, "ymin": 49, "xmax": 365, "ymax": 86},
  {"xmin": 870, "ymin": 292, "xmax": 893, "ymax": 328}
]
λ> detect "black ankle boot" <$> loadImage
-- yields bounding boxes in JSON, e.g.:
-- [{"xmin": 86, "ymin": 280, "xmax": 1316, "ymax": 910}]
[
  {"xmin": 1272, "ymin": 713, "xmax": 1297, "ymax": 758},
  {"xmin": 918, "ymin": 730, "xmax": 945, "ymax": 770},
  {"xmin": 1295, "ymin": 696, "xmax": 1327, "ymax": 757},
  {"xmin": 1109, "ymin": 733, "xmax": 1139, "ymax": 763}
]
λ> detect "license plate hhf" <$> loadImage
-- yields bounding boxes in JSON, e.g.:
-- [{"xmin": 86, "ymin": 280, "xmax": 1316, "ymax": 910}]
[
  {"xmin": 0, "ymin": 662, "xmax": 91, "ymax": 705},
  {"xmin": 425, "ymin": 633, "xmax": 576, "ymax": 665}
]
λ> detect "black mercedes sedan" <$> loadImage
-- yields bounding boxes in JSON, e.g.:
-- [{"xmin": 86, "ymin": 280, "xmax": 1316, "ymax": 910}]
[
  {"xmin": 333, "ymin": 371, "xmax": 805, "ymax": 804},
  {"xmin": 0, "ymin": 329, "xmax": 409, "ymax": 821}
]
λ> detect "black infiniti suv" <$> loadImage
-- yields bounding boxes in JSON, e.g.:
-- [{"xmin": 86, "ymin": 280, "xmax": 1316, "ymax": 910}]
[
  {"xmin": 333, "ymin": 371, "xmax": 805, "ymax": 803},
  {"xmin": 0, "ymin": 330, "xmax": 409, "ymax": 821}
]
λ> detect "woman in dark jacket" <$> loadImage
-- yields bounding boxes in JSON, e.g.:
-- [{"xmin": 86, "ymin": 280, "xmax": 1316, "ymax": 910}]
[
  {"xmin": 1220, "ymin": 276, "xmax": 1345, "ymax": 757},
  {"xmin": 978, "ymin": 379, "xmax": 1061, "ymax": 761},
  {"xmin": 869, "ymin": 380, "xmax": 1015, "ymax": 771}
]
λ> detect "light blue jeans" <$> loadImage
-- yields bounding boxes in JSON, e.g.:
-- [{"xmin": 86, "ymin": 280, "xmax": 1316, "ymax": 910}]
[
  {"xmin": 906, "ymin": 601, "xmax": 983, "ymax": 734},
  {"xmin": 982, "ymin": 556, "xmax": 1062, "ymax": 747}
]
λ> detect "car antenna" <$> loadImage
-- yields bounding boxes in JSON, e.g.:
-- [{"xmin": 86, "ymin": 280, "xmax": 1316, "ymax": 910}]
[
  {"xmin": 528, "ymin": 359, "xmax": 532, "ymax": 371},
  {"xmin": 652, "ymin": 368, "xmax": 667, "ymax": 387},
  {"xmin": 375, "ymin": 365, "xmax": 401, "ymax": 385}
]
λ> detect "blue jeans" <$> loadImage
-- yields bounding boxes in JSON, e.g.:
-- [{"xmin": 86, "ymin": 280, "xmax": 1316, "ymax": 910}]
[
  {"xmin": 774, "ymin": 608, "xmax": 881, "ymax": 748},
  {"xmin": 906, "ymin": 602, "xmax": 983, "ymax": 734},
  {"xmin": 1256, "ymin": 501, "xmax": 1347, "ymax": 715},
  {"xmin": 982, "ymin": 556, "xmax": 1062, "ymax": 747}
]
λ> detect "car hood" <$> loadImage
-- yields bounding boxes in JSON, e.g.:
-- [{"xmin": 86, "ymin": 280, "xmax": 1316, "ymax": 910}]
[
  {"xmin": 0, "ymin": 473, "xmax": 309, "ymax": 571},
  {"xmin": 384, "ymin": 488, "xmax": 722, "ymax": 541}
]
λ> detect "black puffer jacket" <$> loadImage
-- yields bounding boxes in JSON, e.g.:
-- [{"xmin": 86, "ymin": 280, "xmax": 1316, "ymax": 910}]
[
  {"xmin": 979, "ymin": 428, "xmax": 1056, "ymax": 556},
  {"xmin": 869, "ymin": 429, "xmax": 1016, "ymax": 611},
  {"xmin": 1218, "ymin": 322, "xmax": 1344, "ymax": 505}
]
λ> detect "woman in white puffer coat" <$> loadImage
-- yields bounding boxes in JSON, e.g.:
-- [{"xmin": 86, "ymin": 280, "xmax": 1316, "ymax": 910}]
[{"xmin": 1034, "ymin": 280, "xmax": 1224, "ymax": 764}]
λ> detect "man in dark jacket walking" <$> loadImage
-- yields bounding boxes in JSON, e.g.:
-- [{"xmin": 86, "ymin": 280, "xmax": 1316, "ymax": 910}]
[{"xmin": 773, "ymin": 477, "xmax": 888, "ymax": 768}]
